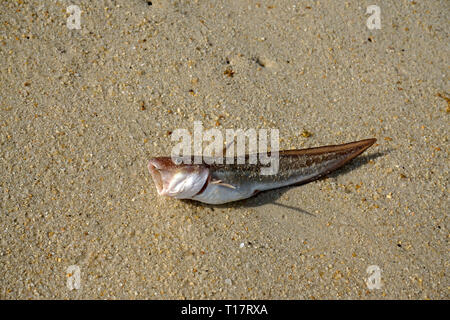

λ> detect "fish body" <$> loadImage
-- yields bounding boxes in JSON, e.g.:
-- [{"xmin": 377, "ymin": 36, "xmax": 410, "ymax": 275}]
[{"xmin": 148, "ymin": 138, "xmax": 376, "ymax": 204}]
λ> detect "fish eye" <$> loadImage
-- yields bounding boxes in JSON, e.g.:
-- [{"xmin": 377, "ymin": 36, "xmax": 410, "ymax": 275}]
[{"xmin": 172, "ymin": 157, "xmax": 183, "ymax": 165}]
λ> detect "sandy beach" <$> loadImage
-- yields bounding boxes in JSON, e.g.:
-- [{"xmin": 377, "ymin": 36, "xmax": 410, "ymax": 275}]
[{"xmin": 0, "ymin": 0, "xmax": 448, "ymax": 299}]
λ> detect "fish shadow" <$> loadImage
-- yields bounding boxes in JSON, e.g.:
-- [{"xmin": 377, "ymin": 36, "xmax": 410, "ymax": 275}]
[{"xmin": 183, "ymin": 151, "xmax": 388, "ymax": 216}]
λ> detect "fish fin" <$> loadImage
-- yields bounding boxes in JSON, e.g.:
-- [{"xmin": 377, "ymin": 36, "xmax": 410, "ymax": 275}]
[
  {"xmin": 277, "ymin": 138, "xmax": 377, "ymax": 156},
  {"xmin": 211, "ymin": 179, "xmax": 236, "ymax": 189}
]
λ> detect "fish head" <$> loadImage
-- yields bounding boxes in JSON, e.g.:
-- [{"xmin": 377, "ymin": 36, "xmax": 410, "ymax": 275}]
[{"xmin": 148, "ymin": 157, "xmax": 209, "ymax": 199}]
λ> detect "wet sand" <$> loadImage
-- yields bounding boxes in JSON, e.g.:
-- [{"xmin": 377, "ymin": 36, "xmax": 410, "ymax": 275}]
[{"xmin": 0, "ymin": 0, "xmax": 448, "ymax": 299}]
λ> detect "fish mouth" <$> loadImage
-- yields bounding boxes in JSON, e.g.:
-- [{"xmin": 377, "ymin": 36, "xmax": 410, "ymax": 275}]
[{"xmin": 148, "ymin": 160, "xmax": 165, "ymax": 195}]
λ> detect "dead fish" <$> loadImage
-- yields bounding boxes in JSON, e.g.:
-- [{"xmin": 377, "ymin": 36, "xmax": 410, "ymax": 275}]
[{"xmin": 148, "ymin": 138, "xmax": 376, "ymax": 204}]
